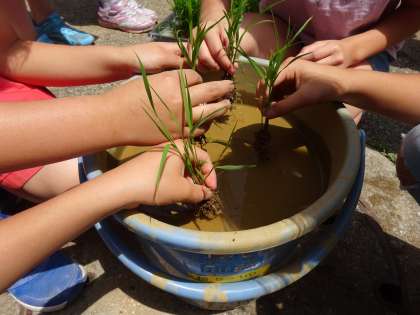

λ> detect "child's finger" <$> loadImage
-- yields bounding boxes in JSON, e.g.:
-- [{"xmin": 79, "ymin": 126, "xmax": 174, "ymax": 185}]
[
  {"xmin": 192, "ymin": 99, "xmax": 231, "ymax": 121},
  {"xmin": 256, "ymin": 80, "xmax": 269, "ymax": 103},
  {"xmin": 198, "ymin": 41, "xmax": 220, "ymax": 71},
  {"xmin": 264, "ymin": 88, "xmax": 308, "ymax": 118},
  {"xmin": 300, "ymin": 41, "xmax": 328, "ymax": 55},
  {"xmin": 205, "ymin": 31, "xmax": 233, "ymax": 72},
  {"xmin": 306, "ymin": 44, "xmax": 335, "ymax": 62},
  {"xmin": 165, "ymin": 42, "xmax": 183, "ymax": 56},
  {"xmin": 181, "ymin": 69, "xmax": 204, "ymax": 87},
  {"xmin": 316, "ymin": 55, "xmax": 341, "ymax": 66},
  {"xmin": 189, "ymin": 80, "xmax": 234, "ymax": 105},
  {"xmin": 179, "ymin": 181, "xmax": 214, "ymax": 203},
  {"xmin": 195, "ymin": 149, "xmax": 217, "ymax": 190}
]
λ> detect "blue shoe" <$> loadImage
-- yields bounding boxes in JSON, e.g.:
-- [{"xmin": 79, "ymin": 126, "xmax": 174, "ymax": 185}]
[
  {"xmin": 36, "ymin": 12, "xmax": 95, "ymax": 46},
  {"xmin": 36, "ymin": 33, "xmax": 55, "ymax": 44},
  {"xmin": 0, "ymin": 213, "xmax": 87, "ymax": 312}
]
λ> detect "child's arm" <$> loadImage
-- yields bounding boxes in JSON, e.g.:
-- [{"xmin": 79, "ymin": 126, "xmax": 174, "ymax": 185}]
[
  {"xmin": 0, "ymin": 1, "xmax": 183, "ymax": 85},
  {"xmin": 0, "ymin": 41, "xmax": 185, "ymax": 86},
  {"xmin": 0, "ymin": 141, "xmax": 216, "ymax": 292},
  {"xmin": 0, "ymin": 70, "xmax": 233, "ymax": 172},
  {"xmin": 300, "ymin": 0, "xmax": 420, "ymax": 67},
  {"xmin": 261, "ymin": 59, "xmax": 420, "ymax": 124}
]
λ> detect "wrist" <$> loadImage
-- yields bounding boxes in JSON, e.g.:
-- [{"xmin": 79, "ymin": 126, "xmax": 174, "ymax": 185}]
[
  {"xmin": 200, "ymin": 0, "xmax": 228, "ymax": 21},
  {"xmin": 323, "ymin": 66, "xmax": 351, "ymax": 101},
  {"xmin": 93, "ymin": 91, "xmax": 133, "ymax": 146},
  {"xmin": 117, "ymin": 46, "xmax": 138, "ymax": 77},
  {"xmin": 342, "ymin": 32, "xmax": 384, "ymax": 66},
  {"xmin": 337, "ymin": 68, "xmax": 364, "ymax": 104}
]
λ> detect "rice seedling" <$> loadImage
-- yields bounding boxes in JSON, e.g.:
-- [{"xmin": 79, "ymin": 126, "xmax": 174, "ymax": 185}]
[
  {"xmin": 238, "ymin": 16, "xmax": 311, "ymax": 160},
  {"xmin": 223, "ymin": 0, "xmax": 250, "ymax": 80},
  {"xmin": 223, "ymin": 0, "xmax": 282, "ymax": 77},
  {"xmin": 172, "ymin": 0, "xmax": 200, "ymax": 37},
  {"xmin": 175, "ymin": 0, "xmax": 224, "ymax": 71},
  {"xmin": 171, "ymin": 0, "xmax": 259, "ymax": 36},
  {"xmin": 240, "ymin": 16, "xmax": 312, "ymax": 130},
  {"xmin": 137, "ymin": 57, "xmax": 254, "ymax": 203}
]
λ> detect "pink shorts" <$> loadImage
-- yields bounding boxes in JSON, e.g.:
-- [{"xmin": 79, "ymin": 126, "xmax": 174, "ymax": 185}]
[{"xmin": 0, "ymin": 77, "xmax": 54, "ymax": 190}]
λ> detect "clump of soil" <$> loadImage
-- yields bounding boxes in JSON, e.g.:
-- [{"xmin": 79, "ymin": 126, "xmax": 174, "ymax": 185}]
[
  {"xmin": 193, "ymin": 192, "xmax": 224, "ymax": 220},
  {"xmin": 223, "ymin": 71, "xmax": 238, "ymax": 104}
]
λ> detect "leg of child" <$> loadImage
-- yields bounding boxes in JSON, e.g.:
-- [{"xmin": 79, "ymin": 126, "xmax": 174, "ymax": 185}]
[
  {"xmin": 240, "ymin": 12, "xmax": 301, "ymax": 60},
  {"xmin": 7, "ymin": 158, "xmax": 79, "ymax": 202}
]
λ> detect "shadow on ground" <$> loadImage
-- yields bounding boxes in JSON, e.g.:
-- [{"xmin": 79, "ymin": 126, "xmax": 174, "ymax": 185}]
[
  {"xmin": 360, "ymin": 114, "xmax": 411, "ymax": 162},
  {"xmin": 52, "ymin": 0, "xmax": 98, "ymax": 26},
  {"xmin": 396, "ymin": 37, "xmax": 420, "ymax": 73},
  {"xmin": 45, "ymin": 210, "xmax": 420, "ymax": 315}
]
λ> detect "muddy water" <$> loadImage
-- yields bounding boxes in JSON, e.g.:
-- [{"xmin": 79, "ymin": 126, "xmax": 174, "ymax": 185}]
[{"xmin": 108, "ymin": 97, "xmax": 328, "ymax": 232}]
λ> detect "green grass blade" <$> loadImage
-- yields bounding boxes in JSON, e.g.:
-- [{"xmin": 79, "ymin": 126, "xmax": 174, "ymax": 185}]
[
  {"xmin": 150, "ymin": 85, "xmax": 180, "ymax": 127},
  {"xmin": 217, "ymin": 121, "xmax": 238, "ymax": 160},
  {"xmin": 279, "ymin": 52, "xmax": 313, "ymax": 72},
  {"xmin": 239, "ymin": 48, "xmax": 266, "ymax": 79},
  {"xmin": 290, "ymin": 17, "xmax": 312, "ymax": 44},
  {"xmin": 142, "ymin": 107, "xmax": 176, "ymax": 145},
  {"xmin": 136, "ymin": 54, "xmax": 156, "ymax": 113},
  {"xmin": 178, "ymin": 69, "xmax": 193, "ymax": 131},
  {"xmin": 153, "ymin": 144, "xmax": 171, "ymax": 200},
  {"xmin": 191, "ymin": 107, "xmax": 227, "ymax": 133},
  {"xmin": 260, "ymin": 0, "xmax": 287, "ymax": 13}
]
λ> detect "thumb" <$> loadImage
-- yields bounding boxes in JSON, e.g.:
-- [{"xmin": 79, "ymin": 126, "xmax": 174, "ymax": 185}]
[
  {"xmin": 264, "ymin": 88, "xmax": 309, "ymax": 118},
  {"xmin": 179, "ymin": 181, "xmax": 214, "ymax": 204}
]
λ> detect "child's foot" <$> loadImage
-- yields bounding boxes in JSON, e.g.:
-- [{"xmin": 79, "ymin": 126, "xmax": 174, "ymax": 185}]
[
  {"xmin": 0, "ymin": 212, "xmax": 87, "ymax": 312},
  {"xmin": 97, "ymin": 0, "xmax": 158, "ymax": 34},
  {"xmin": 35, "ymin": 12, "xmax": 96, "ymax": 46}
]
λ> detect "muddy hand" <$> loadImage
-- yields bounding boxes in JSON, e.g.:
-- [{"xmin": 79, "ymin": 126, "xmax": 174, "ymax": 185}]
[
  {"xmin": 105, "ymin": 69, "xmax": 234, "ymax": 145},
  {"xmin": 258, "ymin": 59, "xmax": 346, "ymax": 118},
  {"xmin": 111, "ymin": 140, "xmax": 217, "ymax": 207}
]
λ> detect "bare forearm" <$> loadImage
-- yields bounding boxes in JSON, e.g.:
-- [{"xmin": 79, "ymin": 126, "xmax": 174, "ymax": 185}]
[
  {"xmin": 345, "ymin": 4, "xmax": 420, "ymax": 64},
  {"xmin": 341, "ymin": 70, "xmax": 420, "ymax": 124},
  {"xmin": 0, "ymin": 171, "xmax": 130, "ymax": 291},
  {"xmin": 0, "ymin": 41, "xmax": 136, "ymax": 86},
  {"xmin": 0, "ymin": 94, "xmax": 127, "ymax": 171}
]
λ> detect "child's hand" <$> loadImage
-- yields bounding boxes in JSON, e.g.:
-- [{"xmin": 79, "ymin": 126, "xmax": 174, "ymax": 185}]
[
  {"xmin": 111, "ymin": 140, "xmax": 216, "ymax": 206},
  {"xmin": 257, "ymin": 59, "xmax": 347, "ymax": 118},
  {"xmin": 197, "ymin": 14, "xmax": 235, "ymax": 73},
  {"xmin": 299, "ymin": 39, "xmax": 356, "ymax": 68},
  {"xmin": 127, "ymin": 42, "xmax": 185, "ymax": 74},
  {"xmin": 105, "ymin": 69, "xmax": 234, "ymax": 145}
]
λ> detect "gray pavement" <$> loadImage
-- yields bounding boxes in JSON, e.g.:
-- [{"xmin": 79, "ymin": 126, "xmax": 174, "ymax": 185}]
[{"xmin": 1, "ymin": 1, "xmax": 419, "ymax": 314}]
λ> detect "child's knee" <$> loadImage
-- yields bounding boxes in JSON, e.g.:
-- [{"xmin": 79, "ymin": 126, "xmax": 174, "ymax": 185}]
[
  {"xmin": 344, "ymin": 104, "xmax": 364, "ymax": 125},
  {"xmin": 240, "ymin": 12, "xmax": 299, "ymax": 59},
  {"xmin": 22, "ymin": 158, "xmax": 80, "ymax": 202}
]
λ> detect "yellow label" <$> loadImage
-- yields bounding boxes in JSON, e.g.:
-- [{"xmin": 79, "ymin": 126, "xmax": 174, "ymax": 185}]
[{"xmin": 188, "ymin": 264, "xmax": 271, "ymax": 283}]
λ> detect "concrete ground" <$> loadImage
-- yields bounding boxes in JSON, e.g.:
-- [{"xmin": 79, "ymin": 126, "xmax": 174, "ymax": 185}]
[{"xmin": 1, "ymin": 1, "xmax": 419, "ymax": 314}]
